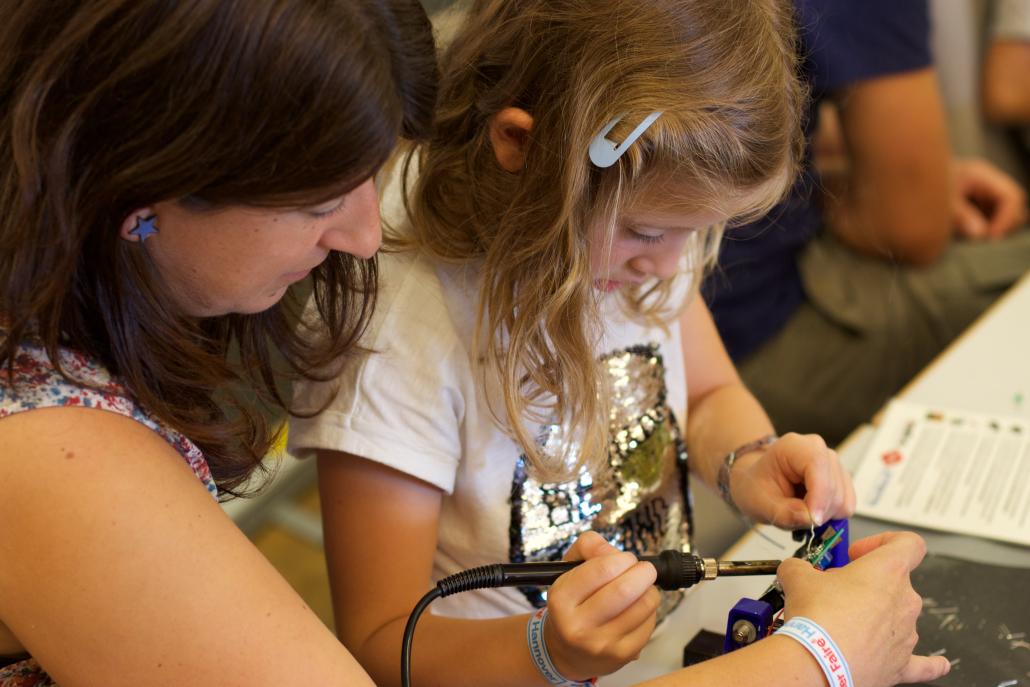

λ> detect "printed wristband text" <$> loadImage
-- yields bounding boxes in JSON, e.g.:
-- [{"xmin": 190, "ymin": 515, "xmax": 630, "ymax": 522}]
[
  {"xmin": 775, "ymin": 616, "xmax": 853, "ymax": 687},
  {"xmin": 526, "ymin": 609, "xmax": 597, "ymax": 687}
]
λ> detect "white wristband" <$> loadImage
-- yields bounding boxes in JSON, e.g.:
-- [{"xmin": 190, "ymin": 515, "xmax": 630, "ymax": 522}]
[
  {"xmin": 775, "ymin": 616, "xmax": 853, "ymax": 687},
  {"xmin": 526, "ymin": 608, "xmax": 596, "ymax": 687}
]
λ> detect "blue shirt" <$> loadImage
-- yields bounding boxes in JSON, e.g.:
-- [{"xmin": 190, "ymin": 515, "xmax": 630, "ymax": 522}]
[{"xmin": 702, "ymin": 0, "xmax": 933, "ymax": 361}]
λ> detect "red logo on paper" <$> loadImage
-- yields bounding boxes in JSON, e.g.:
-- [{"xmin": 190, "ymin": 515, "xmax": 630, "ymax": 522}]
[{"xmin": 881, "ymin": 450, "xmax": 904, "ymax": 466}]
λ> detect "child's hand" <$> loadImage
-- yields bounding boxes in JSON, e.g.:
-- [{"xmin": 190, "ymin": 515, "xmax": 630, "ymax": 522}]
[
  {"xmin": 542, "ymin": 532, "xmax": 661, "ymax": 680},
  {"xmin": 728, "ymin": 432, "xmax": 855, "ymax": 528},
  {"xmin": 778, "ymin": 531, "xmax": 951, "ymax": 687}
]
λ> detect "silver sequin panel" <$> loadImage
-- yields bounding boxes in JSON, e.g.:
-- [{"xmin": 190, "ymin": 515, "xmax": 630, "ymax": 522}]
[{"xmin": 508, "ymin": 343, "xmax": 692, "ymax": 620}]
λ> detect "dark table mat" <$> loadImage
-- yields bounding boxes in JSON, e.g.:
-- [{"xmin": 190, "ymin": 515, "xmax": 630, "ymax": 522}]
[{"xmin": 910, "ymin": 553, "xmax": 1030, "ymax": 686}]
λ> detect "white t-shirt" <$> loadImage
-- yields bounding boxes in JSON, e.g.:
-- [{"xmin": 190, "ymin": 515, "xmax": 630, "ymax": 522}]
[{"xmin": 289, "ymin": 250, "xmax": 694, "ymax": 619}]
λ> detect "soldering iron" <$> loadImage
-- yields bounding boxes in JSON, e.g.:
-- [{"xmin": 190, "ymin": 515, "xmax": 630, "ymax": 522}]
[
  {"xmin": 401, "ymin": 551, "xmax": 782, "ymax": 687},
  {"xmin": 432, "ymin": 550, "xmax": 781, "ymax": 594}
]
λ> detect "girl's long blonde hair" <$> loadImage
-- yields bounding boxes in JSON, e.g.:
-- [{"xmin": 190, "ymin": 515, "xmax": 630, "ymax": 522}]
[{"xmin": 403, "ymin": 0, "xmax": 805, "ymax": 480}]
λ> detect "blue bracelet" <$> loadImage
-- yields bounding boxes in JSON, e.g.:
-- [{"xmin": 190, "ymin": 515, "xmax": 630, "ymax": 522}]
[
  {"xmin": 526, "ymin": 608, "xmax": 597, "ymax": 687},
  {"xmin": 775, "ymin": 616, "xmax": 853, "ymax": 687}
]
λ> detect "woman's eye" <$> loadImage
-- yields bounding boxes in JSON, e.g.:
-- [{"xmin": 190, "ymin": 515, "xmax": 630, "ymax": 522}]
[{"xmin": 310, "ymin": 200, "xmax": 346, "ymax": 218}]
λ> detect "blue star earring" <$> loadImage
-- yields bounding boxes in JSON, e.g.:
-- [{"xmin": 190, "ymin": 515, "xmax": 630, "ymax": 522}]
[{"xmin": 129, "ymin": 214, "xmax": 159, "ymax": 242}]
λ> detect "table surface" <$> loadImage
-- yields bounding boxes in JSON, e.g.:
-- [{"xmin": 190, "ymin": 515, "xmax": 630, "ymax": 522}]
[{"xmin": 602, "ymin": 273, "xmax": 1030, "ymax": 686}]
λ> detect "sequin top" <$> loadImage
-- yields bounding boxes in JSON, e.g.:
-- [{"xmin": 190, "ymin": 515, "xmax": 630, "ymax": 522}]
[
  {"xmin": 0, "ymin": 331, "xmax": 217, "ymax": 687},
  {"xmin": 290, "ymin": 252, "xmax": 694, "ymax": 621}
]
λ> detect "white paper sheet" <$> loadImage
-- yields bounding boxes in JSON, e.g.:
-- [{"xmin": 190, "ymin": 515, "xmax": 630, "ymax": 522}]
[{"xmin": 853, "ymin": 399, "xmax": 1030, "ymax": 546}]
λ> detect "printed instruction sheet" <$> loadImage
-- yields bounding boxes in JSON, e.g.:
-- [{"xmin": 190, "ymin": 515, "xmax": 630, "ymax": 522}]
[{"xmin": 852, "ymin": 399, "xmax": 1030, "ymax": 546}]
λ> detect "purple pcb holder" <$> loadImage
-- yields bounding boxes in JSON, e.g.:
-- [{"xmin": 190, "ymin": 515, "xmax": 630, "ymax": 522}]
[{"xmin": 722, "ymin": 518, "xmax": 850, "ymax": 654}]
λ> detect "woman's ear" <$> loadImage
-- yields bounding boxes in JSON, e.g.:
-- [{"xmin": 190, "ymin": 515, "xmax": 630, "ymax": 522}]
[
  {"xmin": 488, "ymin": 107, "xmax": 534, "ymax": 172},
  {"xmin": 119, "ymin": 207, "xmax": 158, "ymax": 243}
]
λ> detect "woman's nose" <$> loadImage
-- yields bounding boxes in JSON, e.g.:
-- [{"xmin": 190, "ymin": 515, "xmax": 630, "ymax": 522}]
[{"xmin": 319, "ymin": 178, "xmax": 382, "ymax": 259}]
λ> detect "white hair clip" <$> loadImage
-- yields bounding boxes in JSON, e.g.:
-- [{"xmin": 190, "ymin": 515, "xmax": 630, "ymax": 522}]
[{"xmin": 588, "ymin": 111, "xmax": 663, "ymax": 168}]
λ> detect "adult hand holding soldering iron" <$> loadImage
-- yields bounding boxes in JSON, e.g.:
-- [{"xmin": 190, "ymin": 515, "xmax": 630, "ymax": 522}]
[{"xmin": 778, "ymin": 531, "xmax": 952, "ymax": 687}]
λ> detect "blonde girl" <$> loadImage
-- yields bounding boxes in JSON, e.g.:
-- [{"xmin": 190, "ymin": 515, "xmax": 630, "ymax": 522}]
[{"xmin": 291, "ymin": 1, "xmax": 950, "ymax": 686}]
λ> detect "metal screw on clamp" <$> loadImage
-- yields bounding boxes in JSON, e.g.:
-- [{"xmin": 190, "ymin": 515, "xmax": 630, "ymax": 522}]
[{"xmin": 731, "ymin": 620, "xmax": 758, "ymax": 646}]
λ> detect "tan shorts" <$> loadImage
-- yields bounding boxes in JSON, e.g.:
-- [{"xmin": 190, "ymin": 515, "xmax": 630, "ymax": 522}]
[{"xmin": 737, "ymin": 229, "xmax": 1030, "ymax": 445}]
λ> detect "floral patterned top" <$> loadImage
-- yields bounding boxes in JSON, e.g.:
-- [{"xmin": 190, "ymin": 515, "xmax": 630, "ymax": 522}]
[{"xmin": 0, "ymin": 332, "xmax": 217, "ymax": 687}]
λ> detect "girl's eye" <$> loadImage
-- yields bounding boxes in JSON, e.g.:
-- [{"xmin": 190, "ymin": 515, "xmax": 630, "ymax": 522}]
[
  {"xmin": 310, "ymin": 200, "xmax": 346, "ymax": 218},
  {"xmin": 629, "ymin": 228, "xmax": 665, "ymax": 244}
]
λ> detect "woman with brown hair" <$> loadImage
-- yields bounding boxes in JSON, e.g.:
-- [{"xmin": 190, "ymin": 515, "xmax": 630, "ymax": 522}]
[{"xmin": 0, "ymin": 1, "xmax": 436, "ymax": 685}]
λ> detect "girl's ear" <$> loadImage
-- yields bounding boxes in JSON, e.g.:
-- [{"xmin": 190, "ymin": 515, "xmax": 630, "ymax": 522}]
[{"xmin": 488, "ymin": 107, "xmax": 534, "ymax": 172}]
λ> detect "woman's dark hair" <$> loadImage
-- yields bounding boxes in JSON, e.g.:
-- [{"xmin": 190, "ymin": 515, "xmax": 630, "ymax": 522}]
[{"xmin": 0, "ymin": 0, "xmax": 438, "ymax": 494}]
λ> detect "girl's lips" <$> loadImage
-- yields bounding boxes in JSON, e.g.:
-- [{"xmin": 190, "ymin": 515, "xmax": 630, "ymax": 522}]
[{"xmin": 594, "ymin": 279, "xmax": 622, "ymax": 293}]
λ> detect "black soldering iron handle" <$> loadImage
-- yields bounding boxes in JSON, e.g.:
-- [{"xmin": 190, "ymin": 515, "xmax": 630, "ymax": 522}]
[
  {"xmin": 500, "ymin": 549, "xmax": 706, "ymax": 590},
  {"xmin": 436, "ymin": 551, "xmax": 708, "ymax": 597}
]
